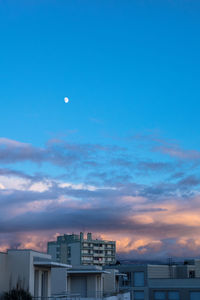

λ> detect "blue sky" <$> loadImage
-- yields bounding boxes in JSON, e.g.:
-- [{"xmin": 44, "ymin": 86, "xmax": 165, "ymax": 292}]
[
  {"xmin": 1, "ymin": 0, "xmax": 200, "ymax": 147},
  {"xmin": 1, "ymin": 0, "xmax": 200, "ymax": 259}
]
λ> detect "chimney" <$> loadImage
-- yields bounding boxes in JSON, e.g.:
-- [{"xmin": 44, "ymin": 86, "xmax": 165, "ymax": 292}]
[{"xmin": 87, "ymin": 233, "xmax": 92, "ymax": 241}]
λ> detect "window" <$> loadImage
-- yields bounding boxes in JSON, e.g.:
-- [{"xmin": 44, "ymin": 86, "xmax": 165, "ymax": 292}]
[
  {"xmin": 41, "ymin": 271, "xmax": 48, "ymax": 297},
  {"xmin": 34, "ymin": 270, "xmax": 39, "ymax": 297},
  {"xmin": 82, "ymin": 256, "xmax": 92, "ymax": 261},
  {"xmin": 134, "ymin": 272, "xmax": 144, "ymax": 287},
  {"xmin": 82, "ymin": 249, "xmax": 88, "ymax": 254},
  {"xmin": 67, "ymin": 246, "xmax": 71, "ymax": 257},
  {"xmin": 168, "ymin": 291, "xmax": 179, "ymax": 300},
  {"xmin": 189, "ymin": 270, "xmax": 195, "ymax": 278},
  {"xmin": 122, "ymin": 272, "xmax": 131, "ymax": 287},
  {"xmin": 106, "ymin": 258, "xmax": 112, "ymax": 262},
  {"xmin": 154, "ymin": 291, "xmax": 165, "ymax": 300},
  {"xmin": 134, "ymin": 291, "xmax": 144, "ymax": 300},
  {"xmin": 190, "ymin": 292, "xmax": 200, "ymax": 300}
]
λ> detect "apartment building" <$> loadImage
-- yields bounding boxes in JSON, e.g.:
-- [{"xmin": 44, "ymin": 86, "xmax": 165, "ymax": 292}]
[
  {"xmin": 107, "ymin": 259, "xmax": 200, "ymax": 300},
  {"xmin": 47, "ymin": 232, "xmax": 116, "ymax": 266}
]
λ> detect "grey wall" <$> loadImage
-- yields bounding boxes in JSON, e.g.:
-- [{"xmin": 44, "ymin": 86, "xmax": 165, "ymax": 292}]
[
  {"xmin": 0, "ymin": 253, "xmax": 9, "ymax": 294},
  {"xmin": 51, "ymin": 267, "xmax": 67, "ymax": 295},
  {"xmin": 47, "ymin": 244, "xmax": 57, "ymax": 262},
  {"xmin": 69, "ymin": 243, "xmax": 81, "ymax": 266}
]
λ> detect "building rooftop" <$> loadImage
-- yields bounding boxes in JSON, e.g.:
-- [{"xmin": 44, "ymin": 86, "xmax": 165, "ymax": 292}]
[{"xmin": 34, "ymin": 261, "xmax": 72, "ymax": 268}]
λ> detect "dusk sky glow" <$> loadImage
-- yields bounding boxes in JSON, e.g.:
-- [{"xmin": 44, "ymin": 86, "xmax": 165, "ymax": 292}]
[{"xmin": 1, "ymin": 0, "xmax": 200, "ymax": 260}]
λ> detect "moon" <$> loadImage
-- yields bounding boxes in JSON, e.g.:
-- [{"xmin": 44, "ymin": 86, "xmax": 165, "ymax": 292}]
[{"xmin": 64, "ymin": 97, "xmax": 69, "ymax": 103}]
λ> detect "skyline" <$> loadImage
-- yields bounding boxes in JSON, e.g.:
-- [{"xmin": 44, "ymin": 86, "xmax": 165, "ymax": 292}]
[{"xmin": 1, "ymin": 0, "xmax": 200, "ymax": 260}]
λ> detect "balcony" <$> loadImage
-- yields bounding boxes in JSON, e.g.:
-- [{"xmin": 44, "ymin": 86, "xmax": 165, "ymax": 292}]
[
  {"xmin": 48, "ymin": 290, "xmax": 130, "ymax": 300},
  {"xmin": 93, "ymin": 246, "xmax": 104, "ymax": 251},
  {"xmin": 93, "ymin": 253, "xmax": 104, "ymax": 257}
]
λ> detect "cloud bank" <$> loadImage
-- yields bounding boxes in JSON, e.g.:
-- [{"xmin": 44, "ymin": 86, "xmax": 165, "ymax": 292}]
[{"xmin": 0, "ymin": 135, "xmax": 200, "ymax": 260}]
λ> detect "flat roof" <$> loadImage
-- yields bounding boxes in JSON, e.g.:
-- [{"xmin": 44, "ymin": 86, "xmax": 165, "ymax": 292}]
[
  {"xmin": 34, "ymin": 261, "xmax": 72, "ymax": 268},
  {"xmin": 116, "ymin": 273, "xmax": 127, "ymax": 277},
  {"xmin": 70, "ymin": 265, "xmax": 102, "ymax": 270},
  {"xmin": 7, "ymin": 249, "xmax": 50, "ymax": 255},
  {"xmin": 68, "ymin": 270, "xmax": 110, "ymax": 274}
]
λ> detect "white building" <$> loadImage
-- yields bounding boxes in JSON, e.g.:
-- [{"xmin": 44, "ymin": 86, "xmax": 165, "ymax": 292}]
[
  {"xmin": 0, "ymin": 249, "xmax": 71, "ymax": 298},
  {"xmin": 51, "ymin": 265, "xmax": 130, "ymax": 300},
  {"xmin": 0, "ymin": 248, "xmax": 129, "ymax": 300}
]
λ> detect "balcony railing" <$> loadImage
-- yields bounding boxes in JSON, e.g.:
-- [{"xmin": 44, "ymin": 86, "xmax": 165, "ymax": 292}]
[
  {"xmin": 33, "ymin": 295, "xmax": 80, "ymax": 300},
  {"xmin": 35, "ymin": 289, "xmax": 130, "ymax": 300}
]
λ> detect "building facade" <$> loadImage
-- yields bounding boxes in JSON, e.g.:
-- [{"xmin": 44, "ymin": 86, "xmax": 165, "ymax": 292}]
[
  {"xmin": 51, "ymin": 265, "xmax": 130, "ymax": 300},
  {"xmin": 0, "ymin": 249, "xmax": 70, "ymax": 298},
  {"xmin": 107, "ymin": 259, "xmax": 200, "ymax": 300},
  {"xmin": 47, "ymin": 232, "xmax": 116, "ymax": 266}
]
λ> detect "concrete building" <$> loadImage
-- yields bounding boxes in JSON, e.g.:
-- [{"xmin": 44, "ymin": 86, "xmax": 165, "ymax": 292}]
[
  {"xmin": 47, "ymin": 232, "xmax": 116, "ymax": 266},
  {"xmin": 51, "ymin": 265, "xmax": 130, "ymax": 300},
  {"xmin": 107, "ymin": 259, "xmax": 200, "ymax": 300},
  {"xmin": 0, "ymin": 249, "xmax": 71, "ymax": 298}
]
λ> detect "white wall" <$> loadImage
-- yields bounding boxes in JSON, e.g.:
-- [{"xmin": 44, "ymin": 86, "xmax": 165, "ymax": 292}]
[
  {"xmin": 6, "ymin": 250, "xmax": 30, "ymax": 291},
  {"xmin": 148, "ymin": 265, "xmax": 170, "ymax": 278},
  {"xmin": 29, "ymin": 251, "xmax": 52, "ymax": 296},
  {"xmin": 105, "ymin": 292, "xmax": 130, "ymax": 300},
  {"xmin": 87, "ymin": 275, "xmax": 97, "ymax": 297},
  {"xmin": 68, "ymin": 274, "xmax": 103, "ymax": 297},
  {"xmin": 103, "ymin": 269, "xmax": 118, "ymax": 293},
  {"xmin": 0, "ymin": 252, "xmax": 9, "ymax": 293},
  {"xmin": 4, "ymin": 250, "xmax": 52, "ymax": 297}
]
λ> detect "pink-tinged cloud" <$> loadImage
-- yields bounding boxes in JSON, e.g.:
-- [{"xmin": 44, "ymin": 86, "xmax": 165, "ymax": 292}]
[
  {"xmin": 0, "ymin": 174, "xmax": 200, "ymax": 259},
  {"xmin": 156, "ymin": 145, "xmax": 200, "ymax": 160},
  {"xmin": 0, "ymin": 135, "xmax": 200, "ymax": 259}
]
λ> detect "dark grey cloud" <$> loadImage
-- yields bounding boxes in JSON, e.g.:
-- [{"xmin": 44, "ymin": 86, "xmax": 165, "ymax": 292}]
[
  {"xmin": 0, "ymin": 202, "xmax": 197, "ymax": 245},
  {"xmin": 1, "ymin": 136, "xmax": 200, "ymax": 258},
  {"xmin": 178, "ymin": 175, "xmax": 200, "ymax": 188},
  {"xmin": 137, "ymin": 161, "xmax": 173, "ymax": 172}
]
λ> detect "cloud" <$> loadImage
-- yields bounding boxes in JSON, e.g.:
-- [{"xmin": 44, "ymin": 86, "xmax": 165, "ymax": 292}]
[
  {"xmin": 0, "ymin": 183, "xmax": 5, "ymax": 189},
  {"xmin": 0, "ymin": 172, "xmax": 200, "ymax": 259},
  {"xmin": 137, "ymin": 161, "xmax": 174, "ymax": 173},
  {"xmin": 156, "ymin": 145, "xmax": 200, "ymax": 160},
  {"xmin": 0, "ymin": 135, "xmax": 200, "ymax": 259},
  {"xmin": 178, "ymin": 175, "xmax": 200, "ymax": 188}
]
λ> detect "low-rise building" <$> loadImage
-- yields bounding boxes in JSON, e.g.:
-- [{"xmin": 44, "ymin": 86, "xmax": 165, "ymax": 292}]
[
  {"xmin": 0, "ymin": 249, "xmax": 71, "ymax": 298},
  {"xmin": 48, "ymin": 232, "xmax": 116, "ymax": 266},
  {"xmin": 107, "ymin": 259, "xmax": 200, "ymax": 300},
  {"xmin": 51, "ymin": 265, "xmax": 130, "ymax": 300}
]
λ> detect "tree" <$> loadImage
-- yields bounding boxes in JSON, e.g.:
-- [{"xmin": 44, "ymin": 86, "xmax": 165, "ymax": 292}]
[{"xmin": 1, "ymin": 287, "xmax": 32, "ymax": 300}]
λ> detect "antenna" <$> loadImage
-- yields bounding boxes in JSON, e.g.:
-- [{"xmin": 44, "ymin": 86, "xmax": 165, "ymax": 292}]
[{"xmin": 168, "ymin": 257, "xmax": 173, "ymax": 278}]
